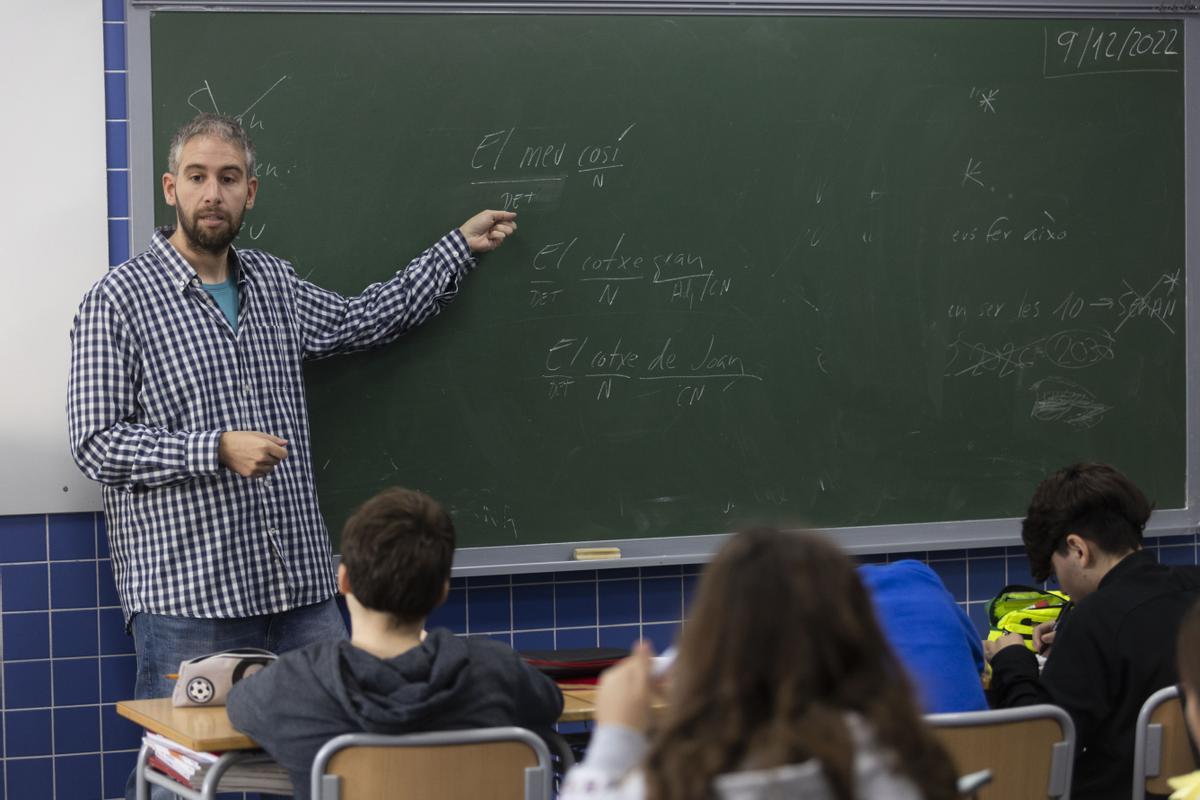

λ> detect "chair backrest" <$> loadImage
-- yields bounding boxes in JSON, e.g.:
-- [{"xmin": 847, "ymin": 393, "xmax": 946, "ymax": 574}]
[
  {"xmin": 311, "ymin": 726, "xmax": 553, "ymax": 800},
  {"xmin": 714, "ymin": 759, "xmax": 833, "ymax": 800},
  {"xmin": 925, "ymin": 704, "xmax": 1075, "ymax": 799},
  {"xmin": 1133, "ymin": 685, "xmax": 1197, "ymax": 800}
]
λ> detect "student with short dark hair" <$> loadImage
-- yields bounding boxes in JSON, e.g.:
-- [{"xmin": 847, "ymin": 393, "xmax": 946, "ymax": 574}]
[
  {"xmin": 985, "ymin": 463, "xmax": 1200, "ymax": 800},
  {"xmin": 227, "ymin": 487, "xmax": 562, "ymax": 800}
]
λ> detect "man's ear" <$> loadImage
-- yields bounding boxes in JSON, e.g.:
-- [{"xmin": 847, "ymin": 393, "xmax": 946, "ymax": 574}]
[
  {"xmin": 436, "ymin": 579, "xmax": 450, "ymax": 609},
  {"xmin": 245, "ymin": 175, "xmax": 258, "ymax": 210},
  {"xmin": 337, "ymin": 562, "xmax": 351, "ymax": 595},
  {"xmin": 162, "ymin": 172, "xmax": 178, "ymax": 207},
  {"xmin": 1063, "ymin": 533, "xmax": 1092, "ymax": 566}
]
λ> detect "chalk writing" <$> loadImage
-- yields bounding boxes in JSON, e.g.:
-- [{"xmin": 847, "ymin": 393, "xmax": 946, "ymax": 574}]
[
  {"xmin": 962, "ymin": 157, "xmax": 985, "ymax": 188},
  {"xmin": 468, "ymin": 123, "xmax": 635, "ymax": 190},
  {"xmin": 449, "ymin": 502, "xmax": 519, "ymax": 539},
  {"xmin": 527, "ymin": 281, "xmax": 564, "ymax": 308},
  {"xmin": 529, "ymin": 235, "xmax": 735, "ymax": 308},
  {"xmin": 969, "ymin": 86, "xmax": 1000, "ymax": 114},
  {"xmin": 951, "ymin": 273, "xmax": 1181, "ymax": 336},
  {"xmin": 185, "ymin": 75, "xmax": 290, "ymax": 125},
  {"xmin": 501, "ymin": 191, "xmax": 536, "ymax": 211},
  {"xmin": 1030, "ymin": 377, "xmax": 1112, "ymax": 429},
  {"xmin": 951, "ymin": 211, "xmax": 1066, "ymax": 244},
  {"xmin": 541, "ymin": 335, "xmax": 763, "ymax": 403},
  {"xmin": 945, "ymin": 328, "xmax": 1115, "ymax": 378},
  {"xmin": 1115, "ymin": 270, "xmax": 1181, "ymax": 334},
  {"xmin": 1045, "ymin": 24, "xmax": 1181, "ymax": 78},
  {"xmin": 948, "ymin": 293, "xmax": 1039, "ymax": 320}
]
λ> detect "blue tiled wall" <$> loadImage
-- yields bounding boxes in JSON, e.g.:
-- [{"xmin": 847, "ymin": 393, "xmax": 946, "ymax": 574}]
[
  {"xmin": 12, "ymin": 3, "xmax": 1194, "ymax": 798},
  {"xmin": 1, "ymin": 512, "xmax": 138, "ymax": 800}
]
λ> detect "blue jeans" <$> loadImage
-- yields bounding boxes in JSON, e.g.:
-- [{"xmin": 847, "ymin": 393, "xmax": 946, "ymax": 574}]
[{"xmin": 126, "ymin": 597, "xmax": 348, "ymax": 800}]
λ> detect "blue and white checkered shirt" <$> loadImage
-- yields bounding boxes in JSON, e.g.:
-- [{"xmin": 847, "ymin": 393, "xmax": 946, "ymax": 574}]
[{"xmin": 68, "ymin": 227, "xmax": 475, "ymax": 625}]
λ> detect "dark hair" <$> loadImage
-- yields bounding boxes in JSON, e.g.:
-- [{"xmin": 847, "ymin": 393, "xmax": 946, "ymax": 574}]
[
  {"xmin": 1178, "ymin": 599, "xmax": 1200, "ymax": 696},
  {"xmin": 643, "ymin": 528, "xmax": 958, "ymax": 800},
  {"xmin": 340, "ymin": 487, "xmax": 455, "ymax": 625},
  {"xmin": 1021, "ymin": 463, "xmax": 1151, "ymax": 583}
]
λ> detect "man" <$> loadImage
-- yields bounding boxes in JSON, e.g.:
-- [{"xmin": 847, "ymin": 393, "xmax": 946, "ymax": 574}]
[
  {"xmin": 67, "ymin": 113, "xmax": 515, "ymax": 797},
  {"xmin": 227, "ymin": 486, "xmax": 563, "ymax": 799},
  {"xmin": 984, "ymin": 463, "xmax": 1200, "ymax": 800}
]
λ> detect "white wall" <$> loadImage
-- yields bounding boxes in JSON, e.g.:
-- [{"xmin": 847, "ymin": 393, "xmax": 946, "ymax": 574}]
[{"xmin": 0, "ymin": 1, "xmax": 107, "ymax": 512}]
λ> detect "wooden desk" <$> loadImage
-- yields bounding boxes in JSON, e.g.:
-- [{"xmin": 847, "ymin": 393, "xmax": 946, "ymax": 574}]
[
  {"xmin": 119, "ymin": 693, "xmax": 598, "ymax": 799},
  {"xmin": 559, "ymin": 689, "xmax": 600, "ymax": 723},
  {"xmin": 117, "ymin": 690, "xmax": 602, "ymax": 750},
  {"xmin": 118, "ymin": 698, "xmax": 257, "ymax": 751}
]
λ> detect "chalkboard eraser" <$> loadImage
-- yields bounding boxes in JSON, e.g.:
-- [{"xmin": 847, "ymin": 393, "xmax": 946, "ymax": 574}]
[{"xmin": 572, "ymin": 547, "xmax": 622, "ymax": 561}]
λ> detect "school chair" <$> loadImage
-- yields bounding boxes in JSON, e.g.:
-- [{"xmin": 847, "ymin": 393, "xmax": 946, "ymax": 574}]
[
  {"xmin": 712, "ymin": 759, "xmax": 992, "ymax": 799},
  {"xmin": 310, "ymin": 726, "xmax": 554, "ymax": 800},
  {"xmin": 925, "ymin": 704, "xmax": 1075, "ymax": 799},
  {"xmin": 1133, "ymin": 685, "xmax": 1197, "ymax": 800}
]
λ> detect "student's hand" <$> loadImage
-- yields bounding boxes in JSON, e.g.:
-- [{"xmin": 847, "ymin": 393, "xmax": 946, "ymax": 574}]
[
  {"xmin": 460, "ymin": 210, "xmax": 517, "ymax": 253},
  {"xmin": 218, "ymin": 431, "xmax": 288, "ymax": 478},
  {"xmin": 1032, "ymin": 620, "xmax": 1057, "ymax": 655},
  {"xmin": 595, "ymin": 641, "xmax": 656, "ymax": 733},
  {"xmin": 982, "ymin": 632, "xmax": 1026, "ymax": 662}
]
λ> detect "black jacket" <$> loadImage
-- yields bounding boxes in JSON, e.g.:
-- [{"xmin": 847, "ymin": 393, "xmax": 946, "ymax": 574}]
[
  {"xmin": 990, "ymin": 550, "xmax": 1200, "ymax": 800},
  {"xmin": 227, "ymin": 628, "xmax": 563, "ymax": 800}
]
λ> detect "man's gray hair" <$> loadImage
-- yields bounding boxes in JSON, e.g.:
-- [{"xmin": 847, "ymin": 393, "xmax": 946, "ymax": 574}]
[{"xmin": 167, "ymin": 113, "xmax": 257, "ymax": 177}]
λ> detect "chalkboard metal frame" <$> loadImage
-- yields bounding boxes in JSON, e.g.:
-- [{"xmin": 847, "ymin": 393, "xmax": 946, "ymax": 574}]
[
  {"xmin": 129, "ymin": 0, "xmax": 1200, "ymax": 15},
  {"xmin": 126, "ymin": 0, "xmax": 1200, "ymax": 574}
]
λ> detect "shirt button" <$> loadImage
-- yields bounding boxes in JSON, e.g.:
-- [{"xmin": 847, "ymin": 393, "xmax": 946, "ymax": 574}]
[
  {"xmin": 243, "ymin": 383, "xmax": 252, "ymax": 396},
  {"xmin": 268, "ymin": 527, "xmax": 278, "ymax": 536}
]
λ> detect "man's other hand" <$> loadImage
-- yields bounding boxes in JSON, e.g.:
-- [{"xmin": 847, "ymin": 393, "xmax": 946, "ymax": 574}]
[
  {"xmin": 460, "ymin": 210, "xmax": 517, "ymax": 253},
  {"xmin": 219, "ymin": 431, "xmax": 288, "ymax": 478},
  {"xmin": 982, "ymin": 632, "xmax": 1026, "ymax": 662}
]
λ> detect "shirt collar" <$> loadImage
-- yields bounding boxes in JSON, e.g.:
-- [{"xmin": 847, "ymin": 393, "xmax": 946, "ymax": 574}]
[{"xmin": 152, "ymin": 227, "xmax": 248, "ymax": 293}]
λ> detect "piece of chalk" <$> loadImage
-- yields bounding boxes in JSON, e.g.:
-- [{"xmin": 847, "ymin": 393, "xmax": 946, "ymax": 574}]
[{"xmin": 572, "ymin": 547, "xmax": 622, "ymax": 561}]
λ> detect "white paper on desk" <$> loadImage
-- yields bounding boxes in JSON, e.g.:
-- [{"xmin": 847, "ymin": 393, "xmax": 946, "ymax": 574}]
[{"xmin": 144, "ymin": 731, "xmax": 217, "ymax": 763}]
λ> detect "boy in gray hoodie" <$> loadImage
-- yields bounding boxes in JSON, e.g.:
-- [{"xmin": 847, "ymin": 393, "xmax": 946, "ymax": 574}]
[{"xmin": 227, "ymin": 487, "xmax": 563, "ymax": 798}]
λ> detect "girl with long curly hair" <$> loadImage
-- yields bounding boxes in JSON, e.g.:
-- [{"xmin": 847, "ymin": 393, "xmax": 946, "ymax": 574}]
[{"xmin": 560, "ymin": 527, "xmax": 959, "ymax": 800}]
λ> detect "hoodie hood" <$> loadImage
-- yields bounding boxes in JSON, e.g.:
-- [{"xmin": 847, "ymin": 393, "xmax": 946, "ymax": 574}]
[{"xmin": 315, "ymin": 628, "xmax": 471, "ymax": 732}]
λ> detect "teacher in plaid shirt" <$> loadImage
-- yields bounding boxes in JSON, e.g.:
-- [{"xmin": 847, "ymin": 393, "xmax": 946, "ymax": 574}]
[{"xmin": 67, "ymin": 113, "xmax": 514, "ymax": 796}]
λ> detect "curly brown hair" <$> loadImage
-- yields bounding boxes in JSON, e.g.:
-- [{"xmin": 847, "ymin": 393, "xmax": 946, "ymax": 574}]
[{"xmin": 644, "ymin": 528, "xmax": 958, "ymax": 800}]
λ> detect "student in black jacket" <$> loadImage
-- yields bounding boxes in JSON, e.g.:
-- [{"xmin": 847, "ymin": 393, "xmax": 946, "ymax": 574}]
[
  {"xmin": 227, "ymin": 487, "xmax": 563, "ymax": 800},
  {"xmin": 984, "ymin": 463, "xmax": 1200, "ymax": 800}
]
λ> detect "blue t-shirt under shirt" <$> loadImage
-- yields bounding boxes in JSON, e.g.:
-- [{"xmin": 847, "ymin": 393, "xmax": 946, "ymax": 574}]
[{"xmin": 201, "ymin": 277, "xmax": 238, "ymax": 331}]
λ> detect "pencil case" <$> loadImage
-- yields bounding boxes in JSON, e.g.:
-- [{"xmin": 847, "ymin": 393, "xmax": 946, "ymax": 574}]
[{"xmin": 171, "ymin": 648, "xmax": 278, "ymax": 707}]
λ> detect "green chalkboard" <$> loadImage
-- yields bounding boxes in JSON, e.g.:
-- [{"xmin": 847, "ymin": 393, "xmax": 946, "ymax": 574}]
[{"xmin": 148, "ymin": 10, "xmax": 1187, "ymax": 551}]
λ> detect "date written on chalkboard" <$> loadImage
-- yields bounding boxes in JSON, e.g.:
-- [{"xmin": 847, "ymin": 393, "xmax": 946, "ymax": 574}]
[{"xmin": 1044, "ymin": 23, "xmax": 1182, "ymax": 78}]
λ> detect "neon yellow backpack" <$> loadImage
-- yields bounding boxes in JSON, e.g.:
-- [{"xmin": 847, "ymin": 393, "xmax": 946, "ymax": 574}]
[{"xmin": 985, "ymin": 585, "xmax": 1071, "ymax": 652}]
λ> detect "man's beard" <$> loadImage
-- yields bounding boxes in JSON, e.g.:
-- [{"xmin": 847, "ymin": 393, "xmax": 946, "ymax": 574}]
[{"xmin": 178, "ymin": 207, "xmax": 244, "ymax": 255}]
